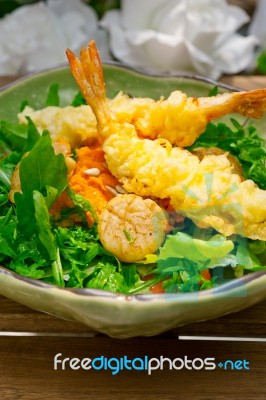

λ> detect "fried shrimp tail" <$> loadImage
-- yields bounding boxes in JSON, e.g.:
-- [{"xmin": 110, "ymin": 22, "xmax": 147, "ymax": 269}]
[
  {"xmin": 198, "ymin": 89, "xmax": 266, "ymax": 120},
  {"xmin": 66, "ymin": 41, "xmax": 112, "ymax": 132},
  {"xmin": 67, "ymin": 41, "xmax": 135, "ymax": 143}
]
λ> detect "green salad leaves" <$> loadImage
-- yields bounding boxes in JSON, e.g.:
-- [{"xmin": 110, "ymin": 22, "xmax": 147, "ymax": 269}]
[
  {"xmin": 15, "ymin": 132, "xmax": 68, "ymax": 235},
  {"xmin": 189, "ymin": 118, "xmax": 266, "ymax": 189}
]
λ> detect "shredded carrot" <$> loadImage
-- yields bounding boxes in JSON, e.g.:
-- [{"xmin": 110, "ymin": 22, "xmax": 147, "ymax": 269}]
[{"xmin": 69, "ymin": 143, "xmax": 119, "ymax": 214}]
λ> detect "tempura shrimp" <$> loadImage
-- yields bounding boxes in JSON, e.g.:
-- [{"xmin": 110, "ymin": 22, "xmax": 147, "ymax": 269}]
[
  {"xmin": 65, "ymin": 40, "xmax": 266, "ymax": 148},
  {"xmin": 20, "ymin": 69, "xmax": 266, "ymax": 148},
  {"xmin": 109, "ymin": 88, "xmax": 266, "ymax": 147},
  {"xmin": 66, "ymin": 41, "xmax": 266, "ymax": 241},
  {"xmin": 98, "ymin": 194, "xmax": 167, "ymax": 262},
  {"xmin": 18, "ymin": 105, "xmax": 97, "ymax": 149}
]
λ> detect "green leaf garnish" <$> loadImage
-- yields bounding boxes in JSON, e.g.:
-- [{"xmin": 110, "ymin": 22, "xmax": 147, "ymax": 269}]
[
  {"xmin": 123, "ymin": 229, "xmax": 135, "ymax": 244},
  {"xmin": 208, "ymin": 86, "xmax": 218, "ymax": 97},
  {"xmin": 45, "ymin": 83, "xmax": 60, "ymax": 107},
  {"xmin": 189, "ymin": 119, "xmax": 266, "ymax": 189},
  {"xmin": 15, "ymin": 131, "xmax": 67, "ymax": 236},
  {"xmin": 71, "ymin": 91, "xmax": 86, "ymax": 107}
]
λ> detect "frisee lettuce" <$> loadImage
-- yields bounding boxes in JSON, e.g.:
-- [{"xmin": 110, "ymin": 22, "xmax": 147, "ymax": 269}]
[{"xmin": 189, "ymin": 119, "xmax": 266, "ymax": 189}]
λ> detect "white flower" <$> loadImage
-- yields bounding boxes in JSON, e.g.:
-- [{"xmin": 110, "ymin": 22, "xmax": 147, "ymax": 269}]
[
  {"xmin": 101, "ymin": 0, "xmax": 257, "ymax": 79},
  {"xmin": 0, "ymin": 0, "xmax": 110, "ymax": 75},
  {"xmin": 249, "ymin": 0, "xmax": 266, "ymax": 52}
]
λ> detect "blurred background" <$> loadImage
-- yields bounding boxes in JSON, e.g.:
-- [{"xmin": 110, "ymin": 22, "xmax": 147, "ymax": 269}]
[
  {"xmin": 0, "ymin": 0, "xmax": 265, "ymax": 79},
  {"xmin": 0, "ymin": 0, "xmax": 256, "ymax": 22}
]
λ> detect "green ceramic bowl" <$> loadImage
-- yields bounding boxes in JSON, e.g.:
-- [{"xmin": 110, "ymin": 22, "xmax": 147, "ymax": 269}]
[{"xmin": 1, "ymin": 63, "xmax": 266, "ymax": 338}]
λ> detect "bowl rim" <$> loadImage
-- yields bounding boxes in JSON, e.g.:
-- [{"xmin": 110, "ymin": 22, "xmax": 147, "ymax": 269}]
[
  {"xmin": 1, "ymin": 60, "xmax": 264, "ymax": 301},
  {"xmin": 0, "ymin": 60, "xmax": 241, "ymax": 94}
]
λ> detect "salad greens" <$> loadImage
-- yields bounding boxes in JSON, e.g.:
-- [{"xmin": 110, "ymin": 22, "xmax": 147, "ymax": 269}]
[
  {"xmin": 45, "ymin": 83, "xmax": 60, "ymax": 107},
  {"xmin": 0, "ymin": 87, "xmax": 266, "ymax": 294},
  {"xmin": 189, "ymin": 118, "xmax": 266, "ymax": 189}
]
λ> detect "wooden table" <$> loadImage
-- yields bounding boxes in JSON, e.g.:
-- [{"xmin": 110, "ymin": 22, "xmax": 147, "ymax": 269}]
[{"xmin": 0, "ymin": 75, "xmax": 266, "ymax": 400}]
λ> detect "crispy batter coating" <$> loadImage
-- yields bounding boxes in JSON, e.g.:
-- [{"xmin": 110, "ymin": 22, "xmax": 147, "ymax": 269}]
[
  {"xmin": 19, "ymin": 87, "xmax": 266, "ymax": 148},
  {"xmin": 18, "ymin": 105, "xmax": 97, "ymax": 148},
  {"xmin": 103, "ymin": 128, "xmax": 266, "ymax": 239}
]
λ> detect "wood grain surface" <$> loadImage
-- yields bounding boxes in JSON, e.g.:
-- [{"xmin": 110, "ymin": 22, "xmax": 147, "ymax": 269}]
[
  {"xmin": 0, "ymin": 74, "xmax": 266, "ymax": 399},
  {"xmin": 1, "ymin": 336, "xmax": 266, "ymax": 400}
]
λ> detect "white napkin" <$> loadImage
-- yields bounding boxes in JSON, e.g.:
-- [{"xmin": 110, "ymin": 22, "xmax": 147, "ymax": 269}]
[
  {"xmin": 0, "ymin": 0, "xmax": 110, "ymax": 76},
  {"xmin": 101, "ymin": 0, "xmax": 258, "ymax": 79}
]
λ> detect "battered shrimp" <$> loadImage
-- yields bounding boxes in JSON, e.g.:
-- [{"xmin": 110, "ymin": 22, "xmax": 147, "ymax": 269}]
[
  {"xmin": 98, "ymin": 194, "xmax": 167, "ymax": 262},
  {"xmin": 20, "ymin": 85, "xmax": 266, "ymax": 148},
  {"xmin": 111, "ymin": 88, "xmax": 266, "ymax": 147},
  {"xmin": 15, "ymin": 41, "xmax": 259, "ymax": 149},
  {"xmin": 18, "ymin": 105, "xmax": 97, "ymax": 148},
  {"xmin": 66, "ymin": 41, "xmax": 266, "ymax": 241}
]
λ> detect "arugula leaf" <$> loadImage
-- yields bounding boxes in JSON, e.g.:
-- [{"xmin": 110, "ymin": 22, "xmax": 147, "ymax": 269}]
[
  {"xmin": 208, "ymin": 86, "xmax": 218, "ymax": 97},
  {"xmin": 0, "ymin": 117, "xmax": 40, "ymax": 155},
  {"xmin": 15, "ymin": 131, "xmax": 67, "ymax": 236},
  {"xmin": 19, "ymin": 131, "xmax": 67, "ymax": 195},
  {"xmin": 33, "ymin": 190, "xmax": 64, "ymax": 286},
  {"xmin": 19, "ymin": 100, "xmax": 29, "ymax": 112},
  {"xmin": 71, "ymin": 91, "xmax": 86, "ymax": 107},
  {"xmin": 33, "ymin": 190, "xmax": 57, "ymax": 260},
  {"xmin": 0, "ymin": 120, "xmax": 28, "ymax": 150},
  {"xmin": 45, "ymin": 83, "xmax": 60, "ymax": 107},
  {"xmin": 23, "ymin": 117, "xmax": 40, "ymax": 152}
]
